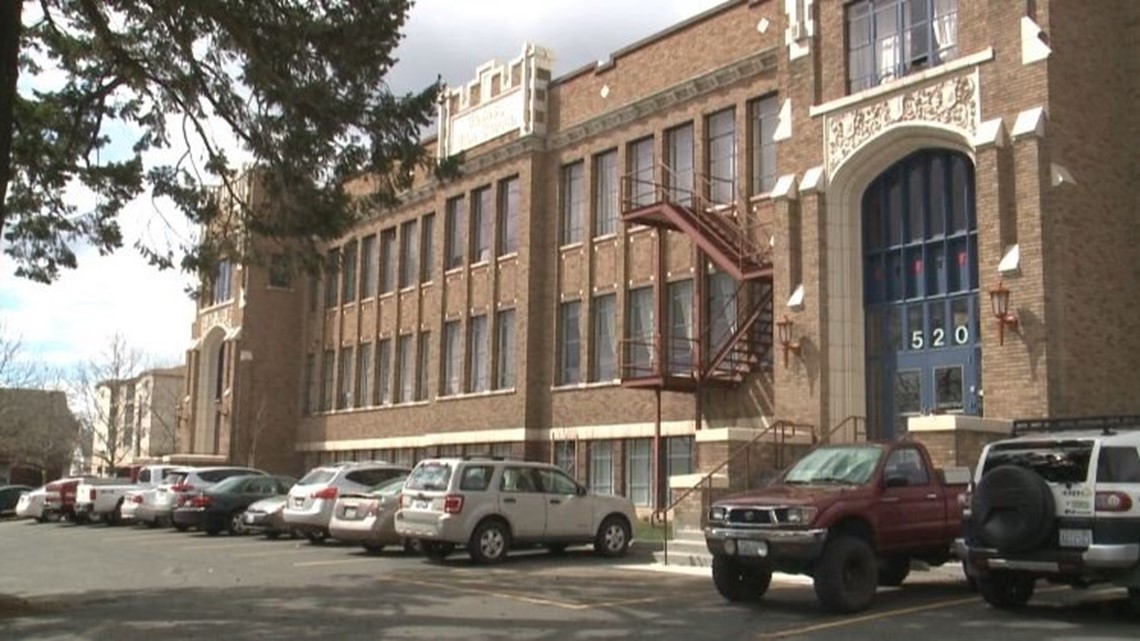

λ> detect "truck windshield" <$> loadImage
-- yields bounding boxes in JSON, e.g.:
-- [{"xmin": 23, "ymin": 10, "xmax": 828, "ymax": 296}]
[{"xmin": 783, "ymin": 445, "xmax": 884, "ymax": 485}]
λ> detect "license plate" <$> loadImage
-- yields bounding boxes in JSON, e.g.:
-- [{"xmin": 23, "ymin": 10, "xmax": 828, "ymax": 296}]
[
  {"xmin": 413, "ymin": 500, "xmax": 431, "ymax": 510},
  {"xmin": 1059, "ymin": 528, "xmax": 1092, "ymax": 548},
  {"xmin": 293, "ymin": 498, "xmax": 304, "ymax": 507},
  {"xmin": 737, "ymin": 539, "xmax": 769, "ymax": 557},
  {"xmin": 344, "ymin": 506, "xmax": 357, "ymax": 519}
]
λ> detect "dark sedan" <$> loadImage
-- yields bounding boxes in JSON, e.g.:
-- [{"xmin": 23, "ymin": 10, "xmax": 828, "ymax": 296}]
[
  {"xmin": 172, "ymin": 475, "xmax": 296, "ymax": 535},
  {"xmin": 0, "ymin": 485, "xmax": 33, "ymax": 517}
]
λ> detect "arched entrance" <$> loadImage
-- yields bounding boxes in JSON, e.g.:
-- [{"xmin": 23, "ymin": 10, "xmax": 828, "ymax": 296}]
[{"xmin": 862, "ymin": 149, "xmax": 980, "ymax": 437}]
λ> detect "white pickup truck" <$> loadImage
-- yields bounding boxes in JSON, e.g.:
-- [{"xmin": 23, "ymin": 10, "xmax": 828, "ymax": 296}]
[{"xmin": 74, "ymin": 465, "xmax": 182, "ymax": 525}]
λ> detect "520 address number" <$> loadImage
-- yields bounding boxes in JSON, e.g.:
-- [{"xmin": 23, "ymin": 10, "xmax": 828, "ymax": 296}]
[{"xmin": 910, "ymin": 325, "xmax": 970, "ymax": 350}]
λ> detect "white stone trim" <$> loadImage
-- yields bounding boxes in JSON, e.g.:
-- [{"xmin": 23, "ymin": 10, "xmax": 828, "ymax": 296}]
[
  {"xmin": 669, "ymin": 473, "xmax": 728, "ymax": 489},
  {"xmin": 973, "ymin": 118, "xmax": 1006, "ymax": 149},
  {"xmin": 906, "ymin": 414, "xmax": 1012, "ymax": 435},
  {"xmin": 1012, "ymin": 106, "xmax": 1046, "ymax": 139},
  {"xmin": 786, "ymin": 284, "xmax": 805, "ymax": 310},
  {"xmin": 800, "ymin": 166, "xmax": 826, "ymax": 193},
  {"xmin": 296, "ymin": 427, "xmax": 532, "ymax": 452},
  {"xmin": 1021, "ymin": 17, "xmax": 1051, "ymax": 65},
  {"xmin": 998, "ymin": 245, "xmax": 1021, "ymax": 276},
  {"xmin": 772, "ymin": 174, "xmax": 799, "ymax": 201},
  {"xmin": 1051, "ymin": 163, "xmax": 1075, "ymax": 188},
  {"xmin": 774, "ymin": 99, "xmax": 793, "ymax": 141}
]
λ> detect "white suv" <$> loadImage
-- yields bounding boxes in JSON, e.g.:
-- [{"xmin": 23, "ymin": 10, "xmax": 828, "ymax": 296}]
[
  {"xmin": 394, "ymin": 457, "xmax": 637, "ymax": 563},
  {"xmin": 958, "ymin": 416, "xmax": 1140, "ymax": 613},
  {"xmin": 283, "ymin": 461, "xmax": 410, "ymax": 543}
]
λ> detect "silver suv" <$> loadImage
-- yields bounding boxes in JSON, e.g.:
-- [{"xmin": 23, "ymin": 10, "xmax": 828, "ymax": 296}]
[
  {"xmin": 283, "ymin": 461, "xmax": 409, "ymax": 543},
  {"xmin": 394, "ymin": 456, "xmax": 637, "ymax": 563},
  {"xmin": 958, "ymin": 416, "xmax": 1140, "ymax": 613}
]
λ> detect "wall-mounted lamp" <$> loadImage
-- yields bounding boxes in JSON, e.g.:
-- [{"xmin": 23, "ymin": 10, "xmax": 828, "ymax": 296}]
[
  {"xmin": 775, "ymin": 316, "xmax": 801, "ymax": 368},
  {"xmin": 988, "ymin": 280, "xmax": 1019, "ymax": 346}
]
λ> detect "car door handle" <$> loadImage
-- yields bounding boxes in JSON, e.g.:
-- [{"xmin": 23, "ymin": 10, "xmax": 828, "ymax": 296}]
[
  {"xmin": 549, "ymin": 499, "xmax": 562, "ymax": 505},
  {"xmin": 881, "ymin": 497, "xmax": 900, "ymax": 503},
  {"xmin": 925, "ymin": 493, "xmax": 938, "ymax": 500},
  {"xmin": 503, "ymin": 498, "xmax": 517, "ymax": 504}
]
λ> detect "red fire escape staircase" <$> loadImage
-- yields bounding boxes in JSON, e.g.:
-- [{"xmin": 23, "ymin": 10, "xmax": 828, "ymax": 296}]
[{"xmin": 619, "ymin": 167, "xmax": 775, "ymax": 391}]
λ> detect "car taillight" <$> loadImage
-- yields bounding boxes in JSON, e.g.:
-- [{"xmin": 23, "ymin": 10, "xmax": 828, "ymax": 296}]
[
  {"xmin": 312, "ymin": 487, "xmax": 338, "ymax": 500},
  {"xmin": 1095, "ymin": 491, "xmax": 1133, "ymax": 512},
  {"xmin": 443, "ymin": 495, "xmax": 464, "ymax": 514},
  {"xmin": 190, "ymin": 495, "xmax": 213, "ymax": 508},
  {"xmin": 170, "ymin": 484, "xmax": 194, "ymax": 493},
  {"xmin": 131, "ymin": 495, "xmax": 144, "ymax": 504},
  {"xmin": 89, "ymin": 488, "xmax": 97, "ymax": 501}
]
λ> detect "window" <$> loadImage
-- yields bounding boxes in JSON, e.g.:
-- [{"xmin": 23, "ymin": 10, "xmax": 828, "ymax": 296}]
[
  {"xmin": 379, "ymin": 229, "xmax": 396, "ymax": 294},
  {"xmin": 560, "ymin": 162, "xmax": 584, "ymax": 245},
  {"xmin": 668, "ymin": 280, "xmax": 694, "ymax": 375},
  {"xmin": 341, "ymin": 241, "xmax": 357, "ymax": 304},
  {"xmin": 459, "ymin": 465, "xmax": 494, "ymax": 491},
  {"xmin": 323, "ymin": 251, "xmax": 339, "ymax": 308},
  {"xmin": 707, "ymin": 108, "xmax": 736, "ymax": 205},
  {"xmin": 559, "ymin": 301, "xmax": 582, "ymax": 385},
  {"xmin": 308, "ymin": 275, "xmax": 318, "ymax": 312},
  {"xmin": 589, "ymin": 441, "xmax": 614, "ymax": 495},
  {"xmin": 594, "ymin": 150, "xmax": 618, "ymax": 237},
  {"xmin": 400, "ymin": 219, "xmax": 418, "ymax": 289},
  {"xmin": 268, "ymin": 254, "xmax": 291, "ymax": 289},
  {"xmin": 590, "ymin": 294, "xmax": 616, "ymax": 382},
  {"xmin": 337, "ymin": 347, "xmax": 354, "ymax": 409},
  {"xmin": 628, "ymin": 137, "xmax": 655, "ymax": 208},
  {"xmin": 495, "ymin": 309, "xmax": 516, "ymax": 390},
  {"xmin": 211, "ymin": 259, "xmax": 233, "ymax": 306},
  {"xmin": 498, "ymin": 177, "xmax": 519, "ymax": 256},
  {"xmin": 420, "ymin": 214, "xmax": 434, "ymax": 282},
  {"xmin": 884, "ymin": 447, "xmax": 930, "ymax": 486},
  {"xmin": 666, "ymin": 124, "xmax": 694, "ymax": 207},
  {"xmin": 472, "ymin": 186, "xmax": 492, "ymax": 263},
  {"xmin": 847, "ymin": 0, "xmax": 959, "ymax": 93},
  {"xmin": 554, "ymin": 440, "xmax": 576, "ymax": 478},
  {"xmin": 749, "ymin": 95, "xmax": 779, "ymax": 195},
  {"xmin": 377, "ymin": 339, "xmax": 392, "ymax": 405},
  {"xmin": 666, "ymin": 436, "xmax": 694, "ymax": 478},
  {"xmin": 539, "ymin": 468, "xmax": 580, "ymax": 495},
  {"xmin": 320, "ymin": 349, "xmax": 334, "ymax": 411},
  {"xmin": 417, "ymin": 331, "xmax": 431, "ymax": 401},
  {"xmin": 626, "ymin": 438, "xmax": 652, "ymax": 507},
  {"xmin": 468, "ymin": 315, "xmax": 489, "ymax": 393},
  {"xmin": 445, "ymin": 195, "xmax": 467, "ymax": 269},
  {"xmin": 303, "ymin": 353, "xmax": 316, "ymax": 414},
  {"xmin": 442, "ymin": 320, "xmax": 461, "ymax": 396},
  {"xmin": 357, "ymin": 345, "xmax": 374, "ymax": 408},
  {"xmin": 627, "ymin": 286, "xmax": 655, "ymax": 376},
  {"xmin": 397, "ymin": 334, "xmax": 414, "ymax": 403},
  {"xmin": 360, "ymin": 235, "xmax": 377, "ymax": 298}
]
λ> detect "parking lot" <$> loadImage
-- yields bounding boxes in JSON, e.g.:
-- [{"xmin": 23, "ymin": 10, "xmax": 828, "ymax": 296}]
[{"xmin": 1, "ymin": 519, "xmax": 1137, "ymax": 641}]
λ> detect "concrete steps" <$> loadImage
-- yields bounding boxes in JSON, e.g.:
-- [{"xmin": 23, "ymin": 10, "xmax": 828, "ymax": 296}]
[{"xmin": 652, "ymin": 527, "xmax": 713, "ymax": 567}]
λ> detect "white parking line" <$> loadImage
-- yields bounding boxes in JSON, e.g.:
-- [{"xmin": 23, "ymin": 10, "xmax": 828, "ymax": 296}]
[
  {"xmin": 232, "ymin": 549, "xmax": 311, "ymax": 559},
  {"xmin": 181, "ymin": 541, "xmax": 268, "ymax": 551},
  {"xmin": 292, "ymin": 559, "xmax": 364, "ymax": 568}
]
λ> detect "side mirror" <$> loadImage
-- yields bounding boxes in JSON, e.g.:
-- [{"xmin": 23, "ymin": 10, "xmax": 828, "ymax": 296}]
[{"xmin": 884, "ymin": 473, "xmax": 908, "ymax": 489}]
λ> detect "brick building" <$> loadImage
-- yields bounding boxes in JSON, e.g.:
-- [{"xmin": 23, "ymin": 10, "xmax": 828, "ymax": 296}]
[
  {"xmin": 177, "ymin": 0, "xmax": 1140, "ymax": 509},
  {"xmin": 89, "ymin": 367, "xmax": 184, "ymax": 474}
]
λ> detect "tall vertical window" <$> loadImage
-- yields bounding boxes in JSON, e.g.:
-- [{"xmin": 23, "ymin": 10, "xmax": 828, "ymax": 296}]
[
  {"xmin": 303, "ymin": 353, "xmax": 316, "ymax": 415},
  {"xmin": 495, "ymin": 309, "xmax": 516, "ymax": 390},
  {"xmin": 377, "ymin": 339, "xmax": 392, "ymax": 405},
  {"xmin": 320, "ymin": 349, "xmax": 335, "ymax": 411},
  {"xmin": 397, "ymin": 334, "xmax": 414, "ymax": 403},
  {"xmin": 417, "ymin": 331, "xmax": 430, "ymax": 401},
  {"xmin": 400, "ymin": 219, "xmax": 418, "ymax": 289},
  {"xmin": 379, "ymin": 229, "xmax": 396, "ymax": 294},
  {"xmin": 707, "ymin": 108, "xmax": 736, "ymax": 205},
  {"xmin": 341, "ymin": 241, "xmax": 358, "ymax": 304},
  {"xmin": 666, "ymin": 123, "xmax": 694, "ymax": 206},
  {"xmin": 472, "ymin": 186, "xmax": 492, "ymax": 263},
  {"xmin": 625, "ymin": 438, "xmax": 652, "ymax": 507},
  {"xmin": 589, "ymin": 441, "xmax": 614, "ymax": 495},
  {"xmin": 668, "ymin": 279, "xmax": 694, "ymax": 374},
  {"xmin": 308, "ymin": 275, "xmax": 318, "ymax": 313},
  {"xmin": 749, "ymin": 95, "xmax": 779, "ymax": 195},
  {"xmin": 360, "ymin": 235, "xmax": 377, "ymax": 298},
  {"xmin": 337, "ymin": 346, "xmax": 355, "ymax": 409},
  {"xmin": 420, "ymin": 213, "xmax": 434, "ymax": 282},
  {"xmin": 210, "ymin": 259, "xmax": 233, "ymax": 305},
  {"xmin": 268, "ymin": 254, "xmax": 291, "ymax": 289},
  {"xmin": 554, "ymin": 440, "xmax": 576, "ymax": 477},
  {"xmin": 627, "ymin": 286, "xmax": 655, "ymax": 376},
  {"xmin": 468, "ymin": 315, "xmax": 489, "ymax": 393},
  {"xmin": 594, "ymin": 150, "xmax": 618, "ymax": 237},
  {"xmin": 323, "ymin": 251, "xmax": 339, "ymax": 308},
  {"xmin": 559, "ymin": 301, "xmax": 582, "ymax": 385},
  {"xmin": 443, "ymin": 320, "xmax": 461, "ymax": 396},
  {"xmin": 590, "ymin": 294, "xmax": 617, "ymax": 382},
  {"xmin": 664, "ymin": 436, "xmax": 695, "ymax": 501},
  {"xmin": 445, "ymin": 195, "xmax": 467, "ymax": 269},
  {"xmin": 628, "ymin": 137, "xmax": 655, "ymax": 208},
  {"xmin": 560, "ymin": 162, "xmax": 584, "ymax": 245},
  {"xmin": 357, "ymin": 345, "xmax": 374, "ymax": 408},
  {"xmin": 498, "ymin": 177, "xmax": 519, "ymax": 256},
  {"xmin": 847, "ymin": 0, "xmax": 959, "ymax": 93}
]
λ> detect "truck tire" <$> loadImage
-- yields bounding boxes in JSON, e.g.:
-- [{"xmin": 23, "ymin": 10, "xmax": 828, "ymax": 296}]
[
  {"xmin": 878, "ymin": 556, "xmax": 910, "ymax": 587},
  {"xmin": 594, "ymin": 515, "xmax": 631, "ymax": 558},
  {"xmin": 1128, "ymin": 587, "xmax": 1140, "ymax": 617},
  {"xmin": 469, "ymin": 519, "xmax": 511, "ymax": 564},
  {"xmin": 106, "ymin": 501, "xmax": 123, "ymax": 527},
  {"xmin": 971, "ymin": 465, "xmax": 1054, "ymax": 553},
  {"xmin": 977, "ymin": 572, "xmax": 1035, "ymax": 609},
  {"xmin": 712, "ymin": 556, "xmax": 772, "ymax": 602},
  {"xmin": 813, "ymin": 536, "xmax": 878, "ymax": 613}
]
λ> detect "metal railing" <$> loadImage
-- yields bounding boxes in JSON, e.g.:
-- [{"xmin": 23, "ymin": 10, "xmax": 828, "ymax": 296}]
[{"xmin": 821, "ymin": 415, "xmax": 868, "ymax": 444}]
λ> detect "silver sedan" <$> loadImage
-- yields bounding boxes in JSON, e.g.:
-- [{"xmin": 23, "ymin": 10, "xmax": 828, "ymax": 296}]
[{"xmin": 328, "ymin": 476, "xmax": 418, "ymax": 554}]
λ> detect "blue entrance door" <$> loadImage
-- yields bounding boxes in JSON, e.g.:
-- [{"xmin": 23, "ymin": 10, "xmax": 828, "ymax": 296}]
[{"xmin": 863, "ymin": 150, "xmax": 981, "ymax": 439}]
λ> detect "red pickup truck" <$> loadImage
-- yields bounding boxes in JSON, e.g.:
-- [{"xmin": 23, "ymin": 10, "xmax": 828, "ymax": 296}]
[{"xmin": 704, "ymin": 440, "xmax": 970, "ymax": 613}]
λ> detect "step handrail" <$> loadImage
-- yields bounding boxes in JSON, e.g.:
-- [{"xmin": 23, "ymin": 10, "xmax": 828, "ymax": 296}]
[{"xmin": 822, "ymin": 415, "xmax": 868, "ymax": 443}]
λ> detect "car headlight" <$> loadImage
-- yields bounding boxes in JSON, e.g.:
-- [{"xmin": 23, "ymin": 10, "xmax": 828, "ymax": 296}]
[
  {"xmin": 783, "ymin": 506, "xmax": 818, "ymax": 525},
  {"xmin": 708, "ymin": 506, "xmax": 727, "ymax": 522}
]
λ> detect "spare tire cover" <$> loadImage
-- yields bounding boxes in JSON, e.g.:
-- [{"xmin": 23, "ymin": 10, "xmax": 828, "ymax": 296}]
[{"xmin": 970, "ymin": 464, "xmax": 1055, "ymax": 553}]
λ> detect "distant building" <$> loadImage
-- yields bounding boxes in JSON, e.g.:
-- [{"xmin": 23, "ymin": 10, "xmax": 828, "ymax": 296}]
[
  {"xmin": 0, "ymin": 388, "xmax": 79, "ymax": 485},
  {"xmin": 90, "ymin": 367, "xmax": 185, "ymax": 475}
]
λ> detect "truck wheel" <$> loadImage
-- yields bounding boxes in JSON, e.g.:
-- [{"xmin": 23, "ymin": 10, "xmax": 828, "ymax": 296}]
[
  {"xmin": 977, "ymin": 572, "xmax": 1035, "ymax": 609},
  {"xmin": 362, "ymin": 542, "xmax": 386, "ymax": 555},
  {"xmin": 1128, "ymin": 587, "xmax": 1140, "ymax": 617},
  {"xmin": 594, "ymin": 516, "xmax": 631, "ymax": 558},
  {"xmin": 813, "ymin": 536, "xmax": 878, "ymax": 613},
  {"xmin": 878, "ymin": 556, "xmax": 910, "ymax": 587},
  {"xmin": 469, "ymin": 519, "xmax": 510, "ymax": 564},
  {"xmin": 712, "ymin": 556, "xmax": 772, "ymax": 602},
  {"xmin": 106, "ymin": 502, "xmax": 122, "ymax": 527}
]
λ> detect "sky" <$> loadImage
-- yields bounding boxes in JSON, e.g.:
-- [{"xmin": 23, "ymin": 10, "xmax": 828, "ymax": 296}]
[{"xmin": 0, "ymin": 0, "xmax": 728, "ymax": 376}]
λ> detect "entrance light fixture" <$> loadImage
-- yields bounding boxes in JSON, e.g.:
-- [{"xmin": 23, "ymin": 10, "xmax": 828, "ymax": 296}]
[
  {"xmin": 988, "ymin": 280, "xmax": 1019, "ymax": 346},
  {"xmin": 775, "ymin": 316, "xmax": 801, "ymax": 368}
]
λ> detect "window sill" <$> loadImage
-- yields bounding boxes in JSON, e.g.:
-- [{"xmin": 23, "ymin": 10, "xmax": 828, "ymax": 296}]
[
  {"xmin": 551, "ymin": 380, "xmax": 621, "ymax": 392},
  {"xmin": 592, "ymin": 233, "xmax": 618, "ymax": 243},
  {"xmin": 436, "ymin": 388, "xmax": 517, "ymax": 403},
  {"xmin": 496, "ymin": 252, "xmax": 518, "ymax": 262},
  {"xmin": 200, "ymin": 300, "xmax": 235, "ymax": 313},
  {"xmin": 559, "ymin": 242, "xmax": 585, "ymax": 252}
]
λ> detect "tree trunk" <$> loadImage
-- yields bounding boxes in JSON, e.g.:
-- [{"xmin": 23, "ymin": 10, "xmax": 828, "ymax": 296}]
[{"xmin": 0, "ymin": 0, "xmax": 21, "ymax": 240}]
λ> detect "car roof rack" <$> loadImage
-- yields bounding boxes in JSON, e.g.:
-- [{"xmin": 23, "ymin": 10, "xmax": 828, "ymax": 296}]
[
  {"xmin": 1012, "ymin": 415, "xmax": 1140, "ymax": 436},
  {"xmin": 460, "ymin": 454, "xmax": 506, "ymax": 461}
]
